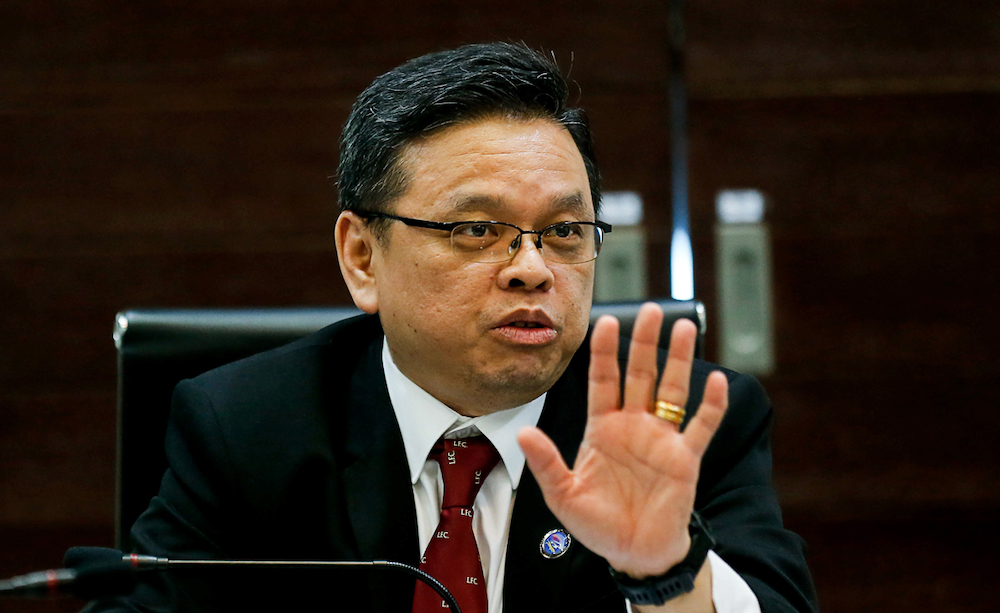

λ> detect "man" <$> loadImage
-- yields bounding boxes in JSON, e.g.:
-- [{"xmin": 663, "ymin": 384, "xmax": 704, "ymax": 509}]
[{"xmin": 91, "ymin": 43, "xmax": 815, "ymax": 613}]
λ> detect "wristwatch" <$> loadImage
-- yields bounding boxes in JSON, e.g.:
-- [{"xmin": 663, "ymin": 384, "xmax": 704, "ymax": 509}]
[{"xmin": 608, "ymin": 512, "xmax": 716, "ymax": 606}]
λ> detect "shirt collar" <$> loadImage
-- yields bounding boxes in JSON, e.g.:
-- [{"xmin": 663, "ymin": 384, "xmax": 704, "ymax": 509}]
[{"xmin": 382, "ymin": 338, "xmax": 545, "ymax": 489}]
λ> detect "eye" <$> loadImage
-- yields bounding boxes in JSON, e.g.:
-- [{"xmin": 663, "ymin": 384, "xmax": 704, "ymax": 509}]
[
  {"xmin": 455, "ymin": 223, "xmax": 499, "ymax": 239},
  {"xmin": 546, "ymin": 223, "xmax": 585, "ymax": 240},
  {"xmin": 451, "ymin": 222, "xmax": 502, "ymax": 251},
  {"xmin": 461, "ymin": 223, "xmax": 493, "ymax": 238}
]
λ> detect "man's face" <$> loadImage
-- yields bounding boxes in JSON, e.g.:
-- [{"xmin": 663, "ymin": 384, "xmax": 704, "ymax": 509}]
[{"xmin": 363, "ymin": 117, "xmax": 596, "ymax": 415}]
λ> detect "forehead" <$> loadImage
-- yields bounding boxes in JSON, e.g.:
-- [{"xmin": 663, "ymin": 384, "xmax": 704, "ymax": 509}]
[{"xmin": 395, "ymin": 117, "xmax": 593, "ymax": 219}]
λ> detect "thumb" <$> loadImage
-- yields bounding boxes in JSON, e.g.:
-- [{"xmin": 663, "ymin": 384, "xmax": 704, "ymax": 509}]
[{"xmin": 518, "ymin": 426, "xmax": 573, "ymax": 501}]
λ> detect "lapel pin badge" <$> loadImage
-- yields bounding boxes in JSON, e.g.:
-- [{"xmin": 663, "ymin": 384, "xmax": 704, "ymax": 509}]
[{"xmin": 540, "ymin": 528, "xmax": 572, "ymax": 559}]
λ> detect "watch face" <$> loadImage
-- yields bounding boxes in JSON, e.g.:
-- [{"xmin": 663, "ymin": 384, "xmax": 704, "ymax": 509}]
[{"xmin": 539, "ymin": 529, "xmax": 572, "ymax": 559}]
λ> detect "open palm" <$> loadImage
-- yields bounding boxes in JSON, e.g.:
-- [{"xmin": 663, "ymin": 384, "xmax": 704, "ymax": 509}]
[{"xmin": 518, "ymin": 303, "xmax": 729, "ymax": 579}]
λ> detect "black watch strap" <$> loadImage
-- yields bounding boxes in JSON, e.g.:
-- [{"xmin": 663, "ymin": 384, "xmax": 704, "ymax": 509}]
[{"xmin": 609, "ymin": 511, "xmax": 716, "ymax": 606}]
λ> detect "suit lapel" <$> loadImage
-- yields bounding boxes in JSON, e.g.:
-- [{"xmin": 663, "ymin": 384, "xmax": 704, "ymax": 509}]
[{"xmin": 339, "ymin": 336, "xmax": 421, "ymax": 611}]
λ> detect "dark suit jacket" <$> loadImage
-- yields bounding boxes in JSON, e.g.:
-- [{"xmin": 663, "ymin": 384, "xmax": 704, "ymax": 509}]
[{"xmin": 89, "ymin": 314, "xmax": 815, "ymax": 613}]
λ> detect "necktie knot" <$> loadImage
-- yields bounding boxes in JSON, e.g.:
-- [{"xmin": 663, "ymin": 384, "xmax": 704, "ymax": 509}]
[{"xmin": 430, "ymin": 437, "xmax": 500, "ymax": 509}]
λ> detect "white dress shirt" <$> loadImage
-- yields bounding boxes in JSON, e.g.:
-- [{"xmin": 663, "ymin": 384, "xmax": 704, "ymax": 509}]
[{"xmin": 382, "ymin": 339, "xmax": 760, "ymax": 613}]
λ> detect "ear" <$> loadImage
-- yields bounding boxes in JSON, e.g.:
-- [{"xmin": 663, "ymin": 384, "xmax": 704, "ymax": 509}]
[{"xmin": 335, "ymin": 211, "xmax": 380, "ymax": 314}]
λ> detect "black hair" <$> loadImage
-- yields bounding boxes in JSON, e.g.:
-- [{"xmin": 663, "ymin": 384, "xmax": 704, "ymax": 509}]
[{"xmin": 336, "ymin": 42, "xmax": 601, "ymax": 235}]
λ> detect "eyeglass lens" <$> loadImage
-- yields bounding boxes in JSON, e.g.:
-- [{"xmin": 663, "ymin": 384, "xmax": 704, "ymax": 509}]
[{"xmin": 450, "ymin": 222, "xmax": 602, "ymax": 263}]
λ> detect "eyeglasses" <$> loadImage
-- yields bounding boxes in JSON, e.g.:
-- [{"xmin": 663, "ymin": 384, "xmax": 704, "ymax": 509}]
[{"xmin": 357, "ymin": 211, "xmax": 612, "ymax": 264}]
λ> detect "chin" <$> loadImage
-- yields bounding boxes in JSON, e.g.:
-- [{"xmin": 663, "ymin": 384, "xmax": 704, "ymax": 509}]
[{"xmin": 474, "ymin": 356, "xmax": 567, "ymax": 400}]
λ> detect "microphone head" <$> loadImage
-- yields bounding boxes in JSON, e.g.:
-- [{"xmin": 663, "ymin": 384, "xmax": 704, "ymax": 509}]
[
  {"xmin": 63, "ymin": 547, "xmax": 124, "ymax": 569},
  {"xmin": 62, "ymin": 548, "xmax": 136, "ymax": 599}
]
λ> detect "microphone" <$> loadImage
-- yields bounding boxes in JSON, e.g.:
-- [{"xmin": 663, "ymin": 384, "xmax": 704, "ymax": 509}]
[
  {"xmin": 64, "ymin": 547, "xmax": 131, "ymax": 569},
  {"xmin": 0, "ymin": 558, "xmax": 136, "ymax": 599},
  {"xmin": 4, "ymin": 547, "xmax": 462, "ymax": 611}
]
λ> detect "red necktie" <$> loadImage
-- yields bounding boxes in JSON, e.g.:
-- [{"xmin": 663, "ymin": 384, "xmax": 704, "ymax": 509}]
[{"xmin": 413, "ymin": 437, "xmax": 501, "ymax": 613}]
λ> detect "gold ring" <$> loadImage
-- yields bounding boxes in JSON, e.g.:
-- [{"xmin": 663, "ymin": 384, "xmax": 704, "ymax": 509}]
[{"xmin": 654, "ymin": 400, "xmax": 685, "ymax": 425}]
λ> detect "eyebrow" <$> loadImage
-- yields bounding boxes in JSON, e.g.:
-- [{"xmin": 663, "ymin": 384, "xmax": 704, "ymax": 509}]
[{"xmin": 448, "ymin": 192, "xmax": 593, "ymax": 219}]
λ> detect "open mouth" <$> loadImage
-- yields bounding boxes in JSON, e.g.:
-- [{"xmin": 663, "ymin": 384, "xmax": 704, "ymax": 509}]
[
  {"xmin": 494, "ymin": 313, "xmax": 557, "ymax": 345},
  {"xmin": 495, "ymin": 309, "xmax": 555, "ymax": 330}
]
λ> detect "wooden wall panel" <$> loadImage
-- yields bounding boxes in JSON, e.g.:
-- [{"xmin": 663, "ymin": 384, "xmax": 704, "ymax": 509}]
[
  {"xmin": 3, "ymin": 1, "xmax": 1000, "ymax": 611},
  {"xmin": 0, "ymin": 393, "xmax": 115, "ymax": 525},
  {"xmin": 0, "ymin": 110, "xmax": 345, "ymax": 257},
  {"xmin": 794, "ymin": 514, "xmax": 999, "ymax": 613},
  {"xmin": 686, "ymin": 0, "xmax": 1000, "ymax": 92},
  {"xmin": 686, "ymin": 93, "xmax": 1000, "ymax": 523}
]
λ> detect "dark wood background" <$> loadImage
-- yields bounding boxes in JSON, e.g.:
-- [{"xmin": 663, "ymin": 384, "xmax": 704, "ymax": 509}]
[{"xmin": 3, "ymin": 1, "xmax": 998, "ymax": 611}]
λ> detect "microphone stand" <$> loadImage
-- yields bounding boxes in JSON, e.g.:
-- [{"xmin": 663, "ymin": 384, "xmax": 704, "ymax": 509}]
[
  {"xmin": 128, "ymin": 555, "xmax": 461, "ymax": 611},
  {"xmin": 2, "ymin": 550, "xmax": 462, "ymax": 612}
]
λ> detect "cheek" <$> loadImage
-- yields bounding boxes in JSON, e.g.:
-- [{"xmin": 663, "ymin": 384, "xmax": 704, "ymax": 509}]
[
  {"xmin": 558, "ymin": 268, "xmax": 595, "ymax": 329},
  {"xmin": 424, "ymin": 256, "xmax": 499, "ymax": 290},
  {"xmin": 388, "ymin": 262, "xmax": 490, "ymax": 331},
  {"xmin": 557, "ymin": 265, "xmax": 595, "ymax": 299}
]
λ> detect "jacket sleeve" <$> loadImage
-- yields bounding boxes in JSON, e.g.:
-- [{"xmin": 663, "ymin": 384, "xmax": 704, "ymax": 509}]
[{"xmin": 693, "ymin": 369, "xmax": 818, "ymax": 613}]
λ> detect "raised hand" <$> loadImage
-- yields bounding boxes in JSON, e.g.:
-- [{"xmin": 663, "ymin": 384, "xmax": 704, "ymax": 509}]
[{"xmin": 518, "ymin": 302, "xmax": 729, "ymax": 580}]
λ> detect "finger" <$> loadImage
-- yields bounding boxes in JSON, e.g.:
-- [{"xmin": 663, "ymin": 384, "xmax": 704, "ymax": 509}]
[
  {"xmin": 654, "ymin": 318, "xmax": 698, "ymax": 410},
  {"xmin": 621, "ymin": 303, "xmax": 665, "ymax": 413},
  {"xmin": 588, "ymin": 315, "xmax": 621, "ymax": 418},
  {"xmin": 683, "ymin": 371, "xmax": 729, "ymax": 457},
  {"xmin": 518, "ymin": 426, "xmax": 573, "ymax": 501}
]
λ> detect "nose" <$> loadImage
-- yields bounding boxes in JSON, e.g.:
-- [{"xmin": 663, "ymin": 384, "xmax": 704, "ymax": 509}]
[{"xmin": 496, "ymin": 234, "xmax": 555, "ymax": 291}]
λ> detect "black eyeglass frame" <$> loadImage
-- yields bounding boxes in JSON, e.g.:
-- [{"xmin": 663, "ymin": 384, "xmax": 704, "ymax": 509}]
[{"xmin": 355, "ymin": 210, "xmax": 613, "ymax": 264}]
